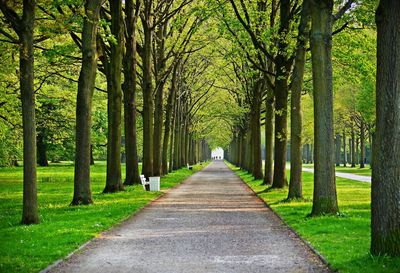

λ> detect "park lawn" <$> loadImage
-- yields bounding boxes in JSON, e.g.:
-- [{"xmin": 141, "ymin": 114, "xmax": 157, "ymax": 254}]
[
  {"xmin": 227, "ymin": 162, "xmax": 400, "ymax": 273},
  {"xmin": 303, "ymin": 163, "xmax": 372, "ymax": 177},
  {"xmin": 0, "ymin": 161, "xmax": 208, "ymax": 273}
]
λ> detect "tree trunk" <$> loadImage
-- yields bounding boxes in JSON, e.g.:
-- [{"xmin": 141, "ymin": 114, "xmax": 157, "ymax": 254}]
[
  {"xmin": 342, "ymin": 130, "xmax": 347, "ymax": 167},
  {"xmin": 351, "ymin": 124, "xmax": 356, "ymax": 167},
  {"xmin": 162, "ymin": 64, "xmax": 177, "ymax": 175},
  {"xmin": 371, "ymin": 0, "xmax": 400, "ymax": 256},
  {"xmin": 173, "ymin": 99, "xmax": 180, "ymax": 170},
  {"xmin": 360, "ymin": 122, "xmax": 365, "ymax": 168},
  {"xmin": 123, "ymin": 0, "xmax": 140, "ymax": 186},
  {"xmin": 309, "ymin": 0, "xmax": 338, "ymax": 215},
  {"xmin": 272, "ymin": 0, "xmax": 291, "ymax": 188},
  {"xmin": 72, "ymin": 0, "xmax": 101, "ymax": 203},
  {"xmin": 90, "ymin": 145, "xmax": 94, "ymax": 165},
  {"xmin": 272, "ymin": 80, "xmax": 288, "ymax": 188},
  {"xmin": 141, "ymin": 1, "xmax": 154, "ymax": 179},
  {"xmin": 104, "ymin": 0, "xmax": 124, "ymax": 193},
  {"xmin": 335, "ymin": 134, "xmax": 341, "ymax": 167},
  {"xmin": 288, "ymin": 0, "xmax": 309, "ymax": 199},
  {"xmin": 264, "ymin": 90, "xmax": 274, "ymax": 185},
  {"xmin": 153, "ymin": 23, "xmax": 167, "ymax": 176},
  {"xmin": 18, "ymin": 0, "xmax": 39, "ymax": 224},
  {"xmin": 252, "ymin": 79, "xmax": 263, "ymax": 179},
  {"xmin": 37, "ymin": 132, "xmax": 48, "ymax": 166}
]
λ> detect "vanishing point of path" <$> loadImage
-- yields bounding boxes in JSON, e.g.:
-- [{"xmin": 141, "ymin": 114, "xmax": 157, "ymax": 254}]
[{"xmin": 46, "ymin": 161, "xmax": 330, "ymax": 273}]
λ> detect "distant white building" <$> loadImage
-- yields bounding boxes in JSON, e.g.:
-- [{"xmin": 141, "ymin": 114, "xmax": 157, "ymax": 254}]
[{"xmin": 211, "ymin": 147, "xmax": 224, "ymax": 160}]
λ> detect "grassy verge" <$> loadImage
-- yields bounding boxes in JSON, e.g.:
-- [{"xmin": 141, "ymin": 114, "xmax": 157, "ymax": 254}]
[
  {"xmin": 0, "ymin": 161, "xmax": 208, "ymax": 273},
  {"xmin": 226, "ymin": 162, "xmax": 399, "ymax": 273},
  {"xmin": 303, "ymin": 163, "xmax": 372, "ymax": 177}
]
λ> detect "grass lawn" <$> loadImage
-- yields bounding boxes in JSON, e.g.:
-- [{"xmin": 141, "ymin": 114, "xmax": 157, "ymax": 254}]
[
  {"xmin": 0, "ymin": 161, "xmax": 208, "ymax": 273},
  {"xmin": 303, "ymin": 163, "xmax": 372, "ymax": 177},
  {"xmin": 227, "ymin": 162, "xmax": 400, "ymax": 273}
]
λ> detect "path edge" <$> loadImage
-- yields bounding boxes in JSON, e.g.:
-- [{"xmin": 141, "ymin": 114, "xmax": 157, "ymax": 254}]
[
  {"xmin": 225, "ymin": 161, "xmax": 336, "ymax": 273},
  {"xmin": 39, "ymin": 162, "xmax": 211, "ymax": 273}
]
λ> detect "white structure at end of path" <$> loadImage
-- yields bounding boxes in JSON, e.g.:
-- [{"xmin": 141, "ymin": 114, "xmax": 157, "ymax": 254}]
[{"xmin": 211, "ymin": 147, "xmax": 224, "ymax": 160}]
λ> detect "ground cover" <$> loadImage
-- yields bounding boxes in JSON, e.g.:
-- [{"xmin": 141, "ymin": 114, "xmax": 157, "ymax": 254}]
[
  {"xmin": 0, "ymin": 161, "xmax": 207, "ymax": 273},
  {"xmin": 227, "ymin": 162, "xmax": 399, "ymax": 273}
]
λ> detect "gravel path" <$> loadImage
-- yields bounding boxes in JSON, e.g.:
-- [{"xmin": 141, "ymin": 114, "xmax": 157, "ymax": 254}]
[
  {"xmin": 302, "ymin": 168, "xmax": 371, "ymax": 183},
  {"xmin": 46, "ymin": 161, "xmax": 330, "ymax": 273}
]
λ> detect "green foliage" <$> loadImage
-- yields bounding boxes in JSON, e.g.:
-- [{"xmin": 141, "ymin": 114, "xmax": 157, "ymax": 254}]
[{"xmin": 0, "ymin": 161, "xmax": 208, "ymax": 273}]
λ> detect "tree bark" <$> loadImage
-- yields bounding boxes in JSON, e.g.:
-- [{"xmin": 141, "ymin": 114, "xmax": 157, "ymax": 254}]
[
  {"xmin": 360, "ymin": 122, "xmax": 365, "ymax": 168},
  {"xmin": 72, "ymin": 0, "xmax": 101, "ymax": 204},
  {"xmin": 272, "ymin": 0, "xmax": 291, "ymax": 188},
  {"xmin": 17, "ymin": 0, "xmax": 39, "ymax": 224},
  {"xmin": 153, "ymin": 22, "xmax": 167, "ymax": 176},
  {"xmin": 288, "ymin": 0, "xmax": 309, "ymax": 199},
  {"xmin": 342, "ymin": 130, "xmax": 347, "ymax": 167},
  {"xmin": 310, "ymin": 0, "xmax": 338, "ymax": 215},
  {"xmin": 123, "ymin": 0, "xmax": 141, "ymax": 186},
  {"xmin": 90, "ymin": 145, "xmax": 94, "ymax": 165},
  {"xmin": 335, "ymin": 134, "xmax": 341, "ymax": 167},
  {"xmin": 371, "ymin": 0, "xmax": 400, "ymax": 256},
  {"xmin": 251, "ymin": 79, "xmax": 263, "ymax": 179},
  {"xmin": 104, "ymin": 0, "xmax": 124, "ymax": 193},
  {"xmin": 162, "ymin": 64, "xmax": 178, "ymax": 175},
  {"xmin": 351, "ymin": 124, "xmax": 356, "ymax": 167},
  {"xmin": 37, "ymin": 132, "xmax": 48, "ymax": 167},
  {"xmin": 173, "ymin": 98, "xmax": 181, "ymax": 170},
  {"xmin": 141, "ymin": 0, "xmax": 154, "ymax": 179},
  {"xmin": 263, "ymin": 96, "xmax": 274, "ymax": 185}
]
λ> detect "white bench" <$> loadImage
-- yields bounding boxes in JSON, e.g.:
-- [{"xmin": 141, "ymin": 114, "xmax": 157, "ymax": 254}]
[
  {"xmin": 187, "ymin": 163, "xmax": 193, "ymax": 170},
  {"xmin": 140, "ymin": 175, "xmax": 149, "ymax": 190}
]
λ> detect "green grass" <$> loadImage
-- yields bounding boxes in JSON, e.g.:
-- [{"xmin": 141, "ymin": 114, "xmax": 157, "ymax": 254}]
[
  {"xmin": 0, "ymin": 161, "xmax": 208, "ymax": 273},
  {"xmin": 227, "ymin": 162, "xmax": 400, "ymax": 273},
  {"xmin": 303, "ymin": 163, "xmax": 372, "ymax": 177}
]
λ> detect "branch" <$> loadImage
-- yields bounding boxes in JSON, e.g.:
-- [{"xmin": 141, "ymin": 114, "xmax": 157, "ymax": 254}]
[{"xmin": 333, "ymin": 0, "xmax": 355, "ymax": 22}]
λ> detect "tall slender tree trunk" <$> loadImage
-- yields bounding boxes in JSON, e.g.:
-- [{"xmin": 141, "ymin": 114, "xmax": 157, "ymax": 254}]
[
  {"xmin": 162, "ymin": 64, "xmax": 177, "ymax": 175},
  {"xmin": 153, "ymin": 23, "xmax": 167, "ymax": 176},
  {"xmin": 141, "ymin": 0, "xmax": 154, "ymax": 179},
  {"xmin": 173, "ymin": 99, "xmax": 180, "ymax": 170},
  {"xmin": 360, "ymin": 122, "xmax": 365, "ymax": 168},
  {"xmin": 72, "ymin": 0, "xmax": 101, "ymax": 203},
  {"xmin": 90, "ymin": 145, "xmax": 94, "ymax": 165},
  {"xmin": 335, "ymin": 134, "xmax": 341, "ymax": 167},
  {"xmin": 123, "ymin": 0, "xmax": 140, "ymax": 186},
  {"xmin": 104, "ymin": 0, "xmax": 124, "ymax": 193},
  {"xmin": 264, "ymin": 92, "xmax": 274, "ymax": 185},
  {"xmin": 16, "ymin": 0, "xmax": 39, "ymax": 224},
  {"xmin": 272, "ymin": 0, "xmax": 291, "ymax": 188},
  {"xmin": 288, "ymin": 0, "xmax": 309, "ymax": 199},
  {"xmin": 342, "ymin": 130, "xmax": 347, "ymax": 167},
  {"xmin": 371, "ymin": 0, "xmax": 400, "ymax": 256},
  {"xmin": 37, "ymin": 133, "xmax": 48, "ymax": 166},
  {"xmin": 309, "ymin": 0, "xmax": 338, "ymax": 215},
  {"xmin": 351, "ymin": 124, "xmax": 356, "ymax": 167},
  {"xmin": 252, "ymin": 79, "xmax": 263, "ymax": 179}
]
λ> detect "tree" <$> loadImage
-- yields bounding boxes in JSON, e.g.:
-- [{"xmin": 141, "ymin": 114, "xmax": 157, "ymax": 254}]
[
  {"xmin": 104, "ymin": 0, "xmax": 124, "ymax": 193},
  {"xmin": 371, "ymin": 0, "xmax": 400, "ymax": 256},
  {"xmin": 123, "ymin": 0, "xmax": 141, "ymax": 186},
  {"xmin": 71, "ymin": 0, "xmax": 102, "ymax": 205},
  {"xmin": 309, "ymin": 0, "xmax": 338, "ymax": 215},
  {"xmin": 288, "ymin": 0, "xmax": 310, "ymax": 199},
  {"xmin": 0, "ymin": 0, "xmax": 39, "ymax": 224}
]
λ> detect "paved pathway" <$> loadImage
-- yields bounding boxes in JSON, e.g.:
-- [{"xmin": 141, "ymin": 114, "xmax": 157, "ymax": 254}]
[
  {"xmin": 47, "ymin": 161, "xmax": 330, "ymax": 273},
  {"xmin": 302, "ymin": 168, "xmax": 371, "ymax": 183}
]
